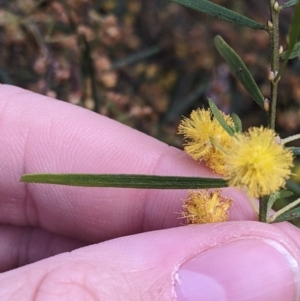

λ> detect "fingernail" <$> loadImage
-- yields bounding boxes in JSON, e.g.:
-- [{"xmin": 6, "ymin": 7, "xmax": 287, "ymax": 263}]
[{"xmin": 175, "ymin": 238, "xmax": 299, "ymax": 301}]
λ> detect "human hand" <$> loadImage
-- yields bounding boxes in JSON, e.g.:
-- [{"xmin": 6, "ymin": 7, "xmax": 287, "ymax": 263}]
[{"xmin": 0, "ymin": 84, "xmax": 299, "ymax": 300}]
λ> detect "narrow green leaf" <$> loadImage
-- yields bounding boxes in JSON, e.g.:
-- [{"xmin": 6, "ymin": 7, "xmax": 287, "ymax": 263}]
[
  {"xmin": 272, "ymin": 206, "xmax": 300, "ymax": 222},
  {"xmin": 208, "ymin": 98, "xmax": 235, "ymax": 136},
  {"xmin": 281, "ymin": 41, "xmax": 300, "ymax": 59},
  {"xmin": 231, "ymin": 113, "xmax": 242, "ymax": 133},
  {"xmin": 277, "ymin": 0, "xmax": 300, "ymax": 79},
  {"xmin": 279, "ymin": 190, "xmax": 294, "ymax": 198},
  {"xmin": 266, "ymin": 190, "xmax": 294, "ymax": 216},
  {"xmin": 20, "ymin": 174, "xmax": 227, "ymax": 189},
  {"xmin": 214, "ymin": 35, "xmax": 265, "ymax": 109},
  {"xmin": 270, "ymin": 196, "xmax": 300, "ymax": 223},
  {"xmin": 266, "ymin": 192, "xmax": 280, "ymax": 216},
  {"xmin": 170, "ymin": 0, "xmax": 266, "ymax": 30},
  {"xmin": 282, "ymin": 0, "xmax": 298, "ymax": 9}
]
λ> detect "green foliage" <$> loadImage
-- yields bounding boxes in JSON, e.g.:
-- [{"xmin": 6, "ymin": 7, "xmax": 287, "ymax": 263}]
[
  {"xmin": 272, "ymin": 205, "xmax": 300, "ymax": 222},
  {"xmin": 281, "ymin": 41, "xmax": 300, "ymax": 59},
  {"xmin": 231, "ymin": 113, "xmax": 243, "ymax": 133},
  {"xmin": 170, "ymin": 0, "xmax": 266, "ymax": 30},
  {"xmin": 282, "ymin": 0, "xmax": 299, "ymax": 9},
  {"xmin": 277, "ymin": 0, "xmax": 300, "ymax": 79},
  {"xmin": 208, "ymin": 98, "xmax": 235, "ymax": 135},
  {"xmin": 21, "ymin": 174, "xmax": 227, "ymax": 189},
  {"xmin": 214, "ymin": 35, "xmax": 265, "ymax": 109},
  {"xmin": 267, "ymin": 191, "xmax": 294, "ymax": 216}
]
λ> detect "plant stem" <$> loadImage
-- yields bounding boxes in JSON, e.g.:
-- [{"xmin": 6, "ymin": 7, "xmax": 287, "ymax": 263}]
[
  {"xmin": 268, "ymin": 0, "xmax": 280, "ymax": 129},
  {"xmin": 259, "ymin": 196, "xmax": 269, "ymax": 222},
  {"xmin": 281, "ymin": 133, "xmax": 300, "ymax": 144},
  {"xmin": 268, "ymin": 197, "xmax": 300, "ymax": 223}
]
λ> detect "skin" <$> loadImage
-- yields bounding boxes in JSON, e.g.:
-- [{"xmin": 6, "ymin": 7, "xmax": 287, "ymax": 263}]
[{"xmin": 0, "ymin": 84, "xmax": 300, "ymax": 300}]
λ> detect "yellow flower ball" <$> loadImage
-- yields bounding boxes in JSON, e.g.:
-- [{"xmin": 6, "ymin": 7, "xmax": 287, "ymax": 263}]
[
  {"xmin": 223, "ymin": 127, "xmax": 293, "ymax": 198},
  {"xmin": 178, "ymin": 108, "xmax": 234, "ymax": 175},
  {"xmin": 182, "ymin": 189, "xmax": 232, "ymax": 224}
]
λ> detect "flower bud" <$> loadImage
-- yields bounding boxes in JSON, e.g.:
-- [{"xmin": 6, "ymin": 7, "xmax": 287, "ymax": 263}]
[
  {"xmin": 267, "ymin": 20, "xmax": 273, "ymax": 30},
  {"xmin": 273, "ymin": 1, "xmax": 280, "ymax": 12},
  {"xmin": 264, "ymin": 98, "xmax": 270, "ymax": 112},
  {"xmin": 268, "ymin": 71, "xmax": 275, "ymax": 81}
]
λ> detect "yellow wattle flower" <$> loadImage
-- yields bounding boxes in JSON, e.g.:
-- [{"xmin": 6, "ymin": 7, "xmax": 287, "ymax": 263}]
[
  {"xmin": 182, "ymin": 190, "xmax": 232, "ymax": 224},
  {"xmin": 223, "ymin": 127, "xmax": 293, "ymax": 198},
  {"xmin": 178, "ymin": 108, "xmax": 234, "ymax": 175}
]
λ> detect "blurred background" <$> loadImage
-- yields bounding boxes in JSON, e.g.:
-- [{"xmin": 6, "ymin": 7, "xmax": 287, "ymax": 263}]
[{"xmin": 1, "ymin": 0, "xmax": 299, "ymax": 143}]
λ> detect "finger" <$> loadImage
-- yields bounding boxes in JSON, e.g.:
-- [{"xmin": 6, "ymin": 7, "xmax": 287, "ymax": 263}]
[
  {"xmin": 0, "ymin": 222, "xmax": 299, "ymax": 301},
  {"xmin": 0, "ymin": 84, "xmax": 254, "ymax": 243},
  {"xmin": 0, "ymin": 225, "xmax": 84, "ymax": 272}
]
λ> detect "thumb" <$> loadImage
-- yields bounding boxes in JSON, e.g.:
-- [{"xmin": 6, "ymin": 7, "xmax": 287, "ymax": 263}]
[{"xmin": 1, "ymin": 221, "xmax": 299, "ymax": 301}]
